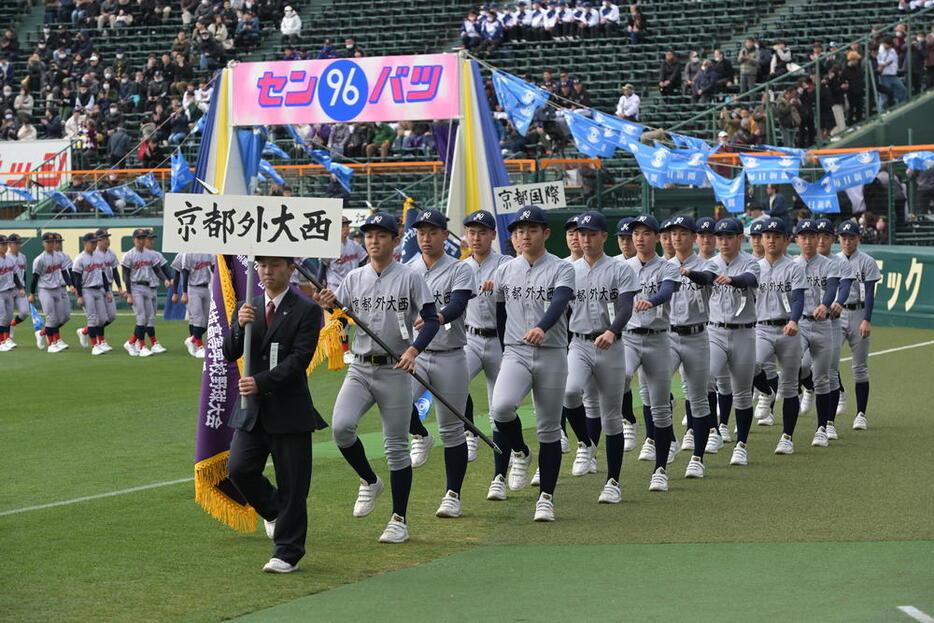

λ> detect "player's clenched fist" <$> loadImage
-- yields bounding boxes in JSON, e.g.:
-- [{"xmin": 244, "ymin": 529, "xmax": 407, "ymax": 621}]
[
  {"xmin": 394, "ymin": 346, "xmax": 418, "ymax": 372},
  {"xmin": 522, "ymin": 327, "xmax": 545, "ymax": 345},
  {"xmin": 317, "ymin": 288, "xmax": 337, "ymax": 309},
  {"xmin": 634, "ymin": 298, "xmax": 654, "ymax": 312}
]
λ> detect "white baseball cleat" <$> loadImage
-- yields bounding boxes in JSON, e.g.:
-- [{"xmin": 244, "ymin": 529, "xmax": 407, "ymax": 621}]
[
  {"xmin": 353, "ymin": 477, "xmax": 384, "ymax": 518},
  {"xmin": 139, "ymin": 346, "xmax": 153, "ymax": 357},
  {"xmin": 836, "ymin": 390, "xmax": 848, "ymax": 416},
  {"xmin": 533, "ymin": 493, "xmax": 555, "ymax": 521},
  {"xmin": 667, "ymin": 439, "xmax": 681, "ymax": 465},
  {"xmin": 150, "ymin": 342, "xmax": 167, "ymax": 354},
  {"xmin": 638, "ymin": 438, "xmax": 656, "ymax": 461},
  {"xmin": 409, "ymin": 433, "xmax": 434, "ymax": 468},
  {"xmin": 195, "ymin": 347, "xmax": 205, "ymax": 358},
  {"xmin": 684, "ymin": 456, "xmax": 705, "ymax": 478},
  {"xmin": 35, "ymin": 330, "xmax": 46, "ymax": 350},
  {"xmin": 571, "ymin": 442, "xmax": 596, "ymax": 476},
  {"xmin": 826, "ymin": 421, "xmax": 839, "ymax": 440},
  {"xmin": 264, "ymin": 518, "xmax": 276, "ymax": 539},
  {"xmin": 0, "ymin": 340, "xmax": 11, "ymax": 352},
  {"xmin": 262, "ymin": 557, "xmax": 297, "ymax": 573},
  {"xmin": 47, "ymin": 341, "xmax": 64, "ymax": 353},
  {"xmin": 597, "ymin": 478, "xmax": 621, "ymax": 504},
  {"xmin": 378, "ymin": 514, "xmax": 409, "ymax": 543},
  {"xmin": 465, "ymin": 431, "xmax": 478, "ymax": 462},
  {"xmin": 623, "ymin": 420, "xmax": 637, "ymax": 452},
  {"xmin": 774, "ymin": 434, "xmax": 795, "ymax": 455},
  {"xmin": 811, "ymin": 427, "xmax": 829, "ymax": 447},
  {"xmin": 704, "ymin": 429, "xmax": 723, "ymax": 454},
  {"xmin": 681, "ymin": 429, "xmax": 695, "ymax": 452},
  {"xmin": 648, "ymin": 467, "xmax": 669, "ymax": 491},
  {"xmin": 758, "ymin": 413, "xmax": 774, "ymax": 426},
  {"xmin": 486, "ymin": 475, "xmax": 507, "ymax": 501},
  {"xmin": 530, "ymin": 467, "xmax": 540, "ymax": 487},
  {"xmin": 730, "ymin": 442, "xmax": 748, "ymax": 466},
  {"xmin": 755, "ymin": 392, "xmax": 774, "ymax": 421},
  {"xmin": 852, "ymin": 412, "xmax": 868, "ymax": 430},
  {"xmin": 435, "ymin": 490, "xmax": 461, "ymax": 518},
  {"xmin": 507, "ymin": 450, "xmax": 532, "ymax": 491},
  {"xmin": 5, "ymin": 338, "xmax": 17, "ymax": 349},
  {"xmin": 560, "ymin": 430, "xmax": 570, "ymax": 454},
  {"xmin": 799, "ymin": 389, "xmax": 814, "ymax": 415},
  {"xmin": 124, "ymin": 341, "xmax": 139, "ymax": 356},
  {"xmin": 681, "ymin": 414, "xmax": 688, "ymax": 427},
  {"xmin": 718, "ymin": 423, "xmax": 733, "ymax": 443},
  {"xmin": 184, "ymin": 336, "xmax": 197, "ymax": 357},
  {"xmin": 100, "ymin": 340, "xmax": 113, "ymax": 352},
  {"xmin": 91, "ymin": 344, "xmax": 105, "ymax": 356},
  {"xmin": 57, "ymin": 340, "xmax": 69, "ymax": 350},
  {"xmin": 76, "ymin": 328, "xmax": 89, "ymax": 348}
]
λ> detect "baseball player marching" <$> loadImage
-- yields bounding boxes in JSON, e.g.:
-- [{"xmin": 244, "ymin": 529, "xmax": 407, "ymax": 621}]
[
  {"xmin": 30, "ymin": 232, "xmax": 73, "ymax": 352},
  {"xmin": 92, "ymin": 229, "xmax": 121, "ymax": 352},
  {"xmin": 614, "ymin": 217, "xmax": 639, "ymax": 451},
  {"xmin": 0, "ymin": 235, "xmax": 26, "ymax": 351},
  {"xmin": 122, "ymin": 229, "xmax": 172, "ymax": 357},
  {"xmin": 177, "ymin": 252, "xmax": 216, "ymax": 358},
  {"xmin": 5, "ymin": 233, "xmax": 29, "ymax": 343},
  {"xmin": 71, "ymin": 232, "xmax": 112, "ymax": 356}
]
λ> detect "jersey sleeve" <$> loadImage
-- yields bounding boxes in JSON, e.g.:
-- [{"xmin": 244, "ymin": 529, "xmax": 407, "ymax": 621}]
[
  {"xmin": 120, "ymin": 251, "xmax": 132, "ymax": 269},
  {"xmin": 452, "ymin": 261, "xmax": 478, "ymax": 297},
  {"xmin": 863, "ymin": 255, "xmax": 882, "ymax": 282},
  {"xmin": 493, "ymin": 261, "xmax": 508, "ymax": 303},
  {"xmin": 410, "ymin": 272, "xmax": 433, "ymax": 309},
  {"xmin": 661, "ymin": 259, "xmax": 681, "ymax": 282},
  {"xmin": 171, "ymin": 253, "xmax": 185, "ymax": 271},
  {"xmin": 554, "ymin": 258, "xmax": 575, "ymax": 291},
  {"xmin": 744, "ymin": 254, "xmax": 761, "ymax": 279}
]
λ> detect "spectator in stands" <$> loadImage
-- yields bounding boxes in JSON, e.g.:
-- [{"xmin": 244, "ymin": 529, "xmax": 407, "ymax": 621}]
[
  {"xmin": 167, "ymin": 106, "xmax": 191, "ymax": 145},
  {"xmin": 328, "ymin": 122, "xmax": 352, "ymax": 157},
  {"xmin": 765, "ymin": 183, "xmax": 791, "ymax": 227},
  {"xmin": 209, "ymin": 15, "xmax": 234, "ymax": 51},
  {"xmin": 344, "ymin": 123, "xmax": 375, "ymax": 158},
  {"xmin": 234, "ymin": 12, "xmax": 261, "ymax": 51},
  {"xmin": 0, "ymin": 55, "xmax": 14, "ymax": 87},
  {"xmin": 529, "ymin": 1, "xmax": 547, "ymax": 40},
  {"xmin": 682, "ymin": 50, "xmax": 701, "ymax": 96},
  {"xmin": 340, "ymin": 37, "xmax": 362, "ymax": 58},
  {"xmin": 17, "ymin": 119, "xmax": 37, "ymax": 142},
  {"xmin": 841, "ymin": 51, "xmax": 865, "ymax": 124},
  {"xmin": 107, "ymin": 125, "xmax": 132, "ymax": 165},
  {"xmin": 770, "ymin": 41, "xmax": 791, "ymax": 78},
  {"xmin": 755, "ymin": 38, "xmax": 772, "ymax": 83},
  {"xmin": 197, "ymin": 30, "xmax": 225, "ymax": 70},
  {"xmin": 927, "ymin": 25, "xmax": 934, "ymax": 90},
  {"xmin": 280, "ymin": 5, "xmax": 302, "ymax": 47},
  {"xmin": 774, "ymin": 87, "xmax": 802, "ymax": 148},
  {"xmin": 500, "ymin": 121, "xmax": 528, "ymax": 156},
  {"xmin": 909, "ymin": 31, "xmax": 927, "ymax": 94},
  {"xmin": 907, "ymin": 166, "xmax": 934, "ymax": 214},
  {"xmin": 625, "ymin": 3, "xmax": 643, "ymax": 44},
  {"xmin": 876, "ymin": 37, "xmax": 907, "ymax": 112},
  {"xmin": 138, "ymin": 136, "xmax": 163, "ymax": 168},
  {"xmin": 737, "ymin": 38, "xmax": 759, "ymax": 97},
  {"xmin": 65, "ymin": 108, "xmax": 83, "ymax": 139},
  {"xmin": 570, "ymin": 78, "xmax": 591, "ymax": 108},
  {"xmin": 146, "ymin": 70, "xmax": 168, "ymax": 110},
  {"xmin": 796, "ymin": 78, "xmax": 817, "ymax": 146},
  {"xmin": 461, "ymin": 11, "xmax": 482, "ymax": 49},
  {"xmin": 614, "ymin": 83, "xmax": 639, "ymax": 120},
  {"xmin": 367, "ymin": 122, "xmax": 395, "ymax": 158},
  {"xmin": 818, "ymin": 66, "xmax": 843, "ymax": 139},
  {"xmin": 40, "ymin": 109, "xmax": 64, "ymax": 139},
  {"xmin": 693, "ymin": 59, "xmax": 718, "ymax": 103},
  {"xmin": 711, "ymin": 49, "xmax": 734, "ymax": 91},
  {"xmin": 577, "ymin": 2, "xmax": 600, "ymax": 39},
  {"xmin": 478, "ymin": 9, "xmax": 504, "ymax": 56},
  {"xmin": 658, "ymin": 51, "xmax": 681, "ymax": 97},
  {"xmin": 599, "ymin": 0, "xmax": 620, "ymax": 36}
]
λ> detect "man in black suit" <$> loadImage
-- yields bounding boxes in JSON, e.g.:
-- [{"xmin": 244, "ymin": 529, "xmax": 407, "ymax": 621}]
[{"xmin": 223, "ymin": 256, "xmax": 326, "ymax": 574}]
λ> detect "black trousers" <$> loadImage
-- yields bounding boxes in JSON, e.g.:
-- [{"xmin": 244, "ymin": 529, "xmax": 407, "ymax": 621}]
[{"xmin": 228, "ymin": 425, "xmax": 312, "ymax": 566}]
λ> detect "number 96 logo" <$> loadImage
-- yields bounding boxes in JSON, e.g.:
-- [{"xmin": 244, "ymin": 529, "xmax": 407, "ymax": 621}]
[{"xmin": 319, "ymin": 60, "xmax": 368, "ymax": 122}]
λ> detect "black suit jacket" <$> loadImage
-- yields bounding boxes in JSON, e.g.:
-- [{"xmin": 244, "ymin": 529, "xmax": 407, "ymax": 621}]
[{"xmin": 222, "ymin": 289, "xmax": 328, "ymax": 434}]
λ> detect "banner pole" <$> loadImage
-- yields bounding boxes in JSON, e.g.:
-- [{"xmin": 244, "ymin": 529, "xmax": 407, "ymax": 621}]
[{"xmin": 241, "ymin": 256, "xmax": 254, "ymax": 409}]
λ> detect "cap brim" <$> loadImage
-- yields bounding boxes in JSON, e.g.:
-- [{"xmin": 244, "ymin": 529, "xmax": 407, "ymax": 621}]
[{"xmin": 360, "ymin": 223, "xmax": 396, "ymax": 233}]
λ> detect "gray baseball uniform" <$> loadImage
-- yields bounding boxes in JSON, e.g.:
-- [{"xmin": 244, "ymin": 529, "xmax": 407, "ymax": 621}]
[
  {"xmin": 795, "ymin": 253, "xmax": 838, "ymax": 395},
  {"xmin": 8, "ymin": 250, "xmax": 28, "ymax": 318},
  {"xmin": 464, "ymin": 251, "xmax": 512, "ymax": 418},
  {"xmin": 668, "ymin": 253, "xmax": 713, "ymax": 421},
  {"xmin": 32, "ymin": 251, "xmax": 71, "ymax": 327},
  {"xmin": 624, "ymin": 254, "xmax": 681, "ymax": 429},
  {"xmin": 331, "ymin": 260, "xmax": 433, "ymax": 471},
  {"xmin": 837, "ymin": 249, "xmax": 881, "ymax": 383},
  {"xmin": 406, "ymin": 253, "xmax": 477, "ymax": 450},
  {"xmin": 183, "ymin": 253, "xmax": 215, "ymax": 328},
  {"xmin": 122, "ymin": 248, "xmax": 163, "ymax": 326},
  {"xmin": 0, "ymin": 253, "xmax": 18, "ymax": 326},
  {"xmin": 565, "ymin": 255, "xmax": 601, "ymax": 424},
  {"xmin": 72, "ymin": 250, "xmax": 108, "ymax": 329},
  {"xmin": 755, "ymin": 255, "xmax": 806, "ymax": 398},
  {"xmin": 826, "ymin": 253, "xmax": 855, "ymax": 393},
  {"xmin": 491, "ymin": 252, "xmax": 575, "ymax": 444},
  {"xmin": 565, "ymin": 254, "xmax": 639, "ymax": 437},
  {"xmin": 326, "ymin": 239, "xmax": 367, "ymax": 291},
  {"xmin": 95, "ymin": 247, "xmax": 119, "ymax": 324}
]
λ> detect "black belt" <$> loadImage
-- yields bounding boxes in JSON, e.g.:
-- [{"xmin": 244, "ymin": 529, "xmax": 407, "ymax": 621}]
[
  {"xmin": 626, "ymin": 327, "xmax": 668, "ymax": 335},
  {"xmin": 802, "ymin": 315, "xmax": 827, "ymax": 321},
  {"xmin": 758, "ymin": 319, "xmax": 788, "ymax": 327},
  {"xmin": 354, "ymin": 354, "xmax": 392, "ymax": 366},
  {"xmin": 132, "ymin": 282, "xmax": 150, "ymax": 287},
  {"xmin": 671, "ymin": 323, "xmax": 705, "ymax": 336},
  {"xmin": 190, "ymin": 283, "xmax": 209, "ymax": 288},
  {"xmin": 425, "ymin": 347, "xmax": 460, "ymax": 354},
  {"xmin": 467, "ymin": 326, "xmax": 497, "ymax": 338},
  {"xmin": 84, "ymin": 285, "xmax": 104, "ymax": 289},
  {"xmin": 843, "ymin": 302, "xmax": 864, "ymax": 310},
  {"xmin": 709, "ymin": 321, "xmax": 756, "ymax": 329},
  {"xmin": 572, "ymin": 331, "xmax": 621, "ymax": 341}
]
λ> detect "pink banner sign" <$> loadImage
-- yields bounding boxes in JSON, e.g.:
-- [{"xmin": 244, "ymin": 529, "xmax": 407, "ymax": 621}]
[{"xmin": 231, "ymin": 53, "xmax": 460, "ymax": 127}]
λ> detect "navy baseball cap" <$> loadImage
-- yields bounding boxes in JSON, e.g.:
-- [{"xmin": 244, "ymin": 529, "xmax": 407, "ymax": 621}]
[
  {"xmin": 507, "ymin": 205, "xmax": 549, "ymax": 232},
  {"xmin": 837, "ymin": 220, "xmax": 860, "ymax": 236},
  {"xmin": 815, "ymin": 218, "xmax": 835, "ymax": 234},
  {"xmin": 714, "ymin": 218, "xmax": 743, "ymax": 235},
  {"xmin": 464, "ymin": 210, "xmax": 496, "ymax": 230},
  {"xmin": 412, "ymin": 208, "xmax": 449, "ymax": 229},
  {"xmin": 629, "ymin": 214, "xmax": 660, "ymax": 233},
  {"xmin": 666, "ymin": 215, "xmax": 697, "ymax": 233},
  {"xmin": 696, "ymin": 216, "xmax": 716, "ymax": 233},
  {"xmin": 82, "ymin": 232, "xmax": 98, "ymax": 243},
  {"xmin": 761, "ymin": 217, "xmax": 788, "ymax": 235},
  {"xmin": 52, "ymin": 232, "xmax": 63, "ymax": 241},
  {"xmin": 0, "ymin": 234, "xmax": 7, "ymax": 243},
  {"xmin": 94, "ymin": 228, "xmax": 111, "ymax": 238},
  {"xmin": 794, "ymin": 219, "xmax": 819, "ymax": 234},
  {"xmin": 361, "ymin": 212, "xmax": 400, "ymax": 234},
  {"xmin": 575, "ymin": 211, "xmax": 607, "ymax": 232},
  {"xmin": 132, "ymin": 228, "xmax": 148, "ymax": 238},
  {"xmin": 146, "ymin": 229, "xmax": 158, "ymax": 239},
  {"xmin": 749, "ymin": 219, "xmax": 766, "ymax": 235},
  {"xmin": 41, "ymin": 232, "xmax": 56, "ymax": 242},
  {"xmin": 615, "ymin": 217, "xmax": 633, "ymax": 236},
  {"xmin": 659, "ymin": 217, "xmax": 672, "ymax": 232},
  {"xmin": 564, "ymin": 214, "xmax": 580, "ymax": 231},
  {"xmin": 6, "ymin": 233, "xmax": 22, "ymax": 242}
]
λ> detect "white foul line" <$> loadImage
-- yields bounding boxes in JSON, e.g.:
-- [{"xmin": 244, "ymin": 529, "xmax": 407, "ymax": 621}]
[
  {"xmin": 898, "ymin": 606, "xmax": 934, "ymax": 623},
  {"xmin": 3, "ymin": 339, "xmax": 933, "ymax": 518}
]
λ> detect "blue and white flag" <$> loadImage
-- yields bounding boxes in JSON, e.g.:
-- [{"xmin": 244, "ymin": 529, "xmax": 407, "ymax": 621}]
[
  {"xmin": 491, "ymin": 71, "xmax": 549, "ymax": 136},
  {"xmin": 671, "ymin": 133, "xmax": 710, "ymax": 153},
  {"xmin": 819, "ymin": 151, "xmax": 880, "ymax": 192},
  {"xmin": 628, "ymin": 140, "xmax": 671, "ymax": 188},
  {"xmin": 565, "ymin": 111, "xmax": 616, "ymax": 158},
  {"xmin": 308, "ymin": 149, "xmax": 353, "ymax": 193},
  {"xmin": 706, "ymin": 169, "xmax": 746, "ymax": 213},
  {"xmin": 192, "ymin": 114, "xmax": 207, "ymax": 134},
  {"xmin": 666, "ymin": 148, "xmax": 709, "ymax": 187},
  {"xmin": 739, "ymin": 154, "xmax": 800, "ymax": 185},
  {"xmin": 171, "ymin": 150, "xmax": 195, "ymax": 192},
  {"xmin": 81, "ymin": 191, "xmax": 113, "ymax": 215},
  {"xmin": 285, "ymin": 124, "xmax": 306, "ymax": 146},
  {"xmin": 108, "ymin": 185, "xmax": 146, "ymax": 207},
  {"xmin": 258, "ymin": 159, "xmax": 285, "ymax": 185},
  {"xmin": 592, "ymin": 110, "xmax": 644, "ymax": 151},
  {"xmin": 48, "ymin": 190, "xmax": 76, "ymax": 212},
  {"xmin": 791, "ymin": 175, "xmax": 840, "ymax": 213},
  {"xmin": 763, "ymin": 144, "xmax": 807, "ymax": 162},
  {"xmin": 30, "ymin": 303, "xmax": 44, "ymax": 332},
  {"xmin": 136, "ymin": 172, "xmax": 164, "ymax": 197},
  {"xmin": 415, "ymin": 390, "xmax": 433, "ymax": 422},
  {"xmin": 0, "ymin": 183, "xmax": 35, "ymax": 201},
  {"xmin": 262, "ymin": 141, "xmax": 291, "ymax": 160},
  {"xmin": 902, "ymin": 151, "xmax": 934, "ymax": 171}
]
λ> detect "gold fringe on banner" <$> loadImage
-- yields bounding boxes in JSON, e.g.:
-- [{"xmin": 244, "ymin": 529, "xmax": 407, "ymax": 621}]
[{"xmin": 194, "ymin": 452, "xmax": 257, "ymax": 534}]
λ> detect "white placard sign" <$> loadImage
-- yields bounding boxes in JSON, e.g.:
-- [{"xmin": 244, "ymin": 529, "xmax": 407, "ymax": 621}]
[
  {"xmin": 162, "ymin": 193, "xmax": 342, "ymax": 258},
  {"xmin": 342, "ymin": 208, "xmax": 372, "ymax": 228},
  {"xmin": 493, "ymin": 181, "xmax": 566, "ymax": 215}
]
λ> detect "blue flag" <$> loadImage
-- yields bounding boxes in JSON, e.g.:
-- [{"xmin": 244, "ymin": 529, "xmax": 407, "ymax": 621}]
[
  {"xmin": 0, "ymin": 184, "xmax": 35, "ymax": 201},
  {"xmin": 565, "ymin": 111, "xmax": 616, "ymax": 158},
  {"xmin": 81, "ymin": 191, "xmax": 113, "ymax": 215},
  {"xmin": 400, "ymin": 204, "xmax": 421, "ymax": 264},
  {"xmin": 49, "ymin": 190, "xmax": 76, "ymax": 212},
  {"xmin": 706, "ymin": 169, "xmax": 746, "ymax": 213},
  {"xmin": 192, "ymin": 114, "xmax": 207, "ymax": 134},
  {"xmin": 136, "ymin": 172, "xmax": 164, "ymax": 197},
  {"xmin": 666, "ymin": 148, "xmax": 709, "ymax": 187},
  {"xmin": 414, "ymin": 390, "xmax": 433, "ymax": 422},
  {"xmin": 258, "ymin": 159, "xmax": 285, "ymax": 185},
  {"xmin": 171, "ymin": 150, "xmax": 195, "ymax": 192},
  {"xmin": 670, "ymin": 133, "xmax": 710, "ymax": 152},
  {"xmin": 285, "ymin": 124, "xmax": 306, "ymax": 146},
  {"xmin": 739, "ymin": 154, "xmax": 800, "ymax": 185},
  {"xmin": 902, "ymin": 151, "xmax": 934, "ymax": 171},
  {"xmin": 262, "ymin": 142, "xmax": 291, "ymax": 160},
  {"xmin": 308, "ymin": 149, "xmax": 353, "ymax": 193},
  {"xmin": 591, "ymin": 110, "xmax": 644, "ymax": 151},
  {"xmin": 628, "ymin": 140, "xmax": 672, "ymax": 188},
  {"xmin": 491, "ymin": 71, "xmax": 549, "ymax": 136},
  {"xmin": 819, "ymin": 151, "xmax": 880, "ymax": 191},
  {"xmin": 108, "ymin": 185, "xmax": 146, "ymax": 207},
  {"xmin": 791, "ymin": 175, "xmax": 840, "ymax": 213},
  {"xmin": 763, "ymin": 144, "xmax": 807, "ymax": 162},
  {"xmin": 30, "ymin": 303, "xmax": 44, "ymax": 332}
]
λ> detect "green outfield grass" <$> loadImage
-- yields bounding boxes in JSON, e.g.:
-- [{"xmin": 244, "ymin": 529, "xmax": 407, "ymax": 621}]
[{"xmin": 1, "ymin": 319, "xmax": 932, "ymax": 622}]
